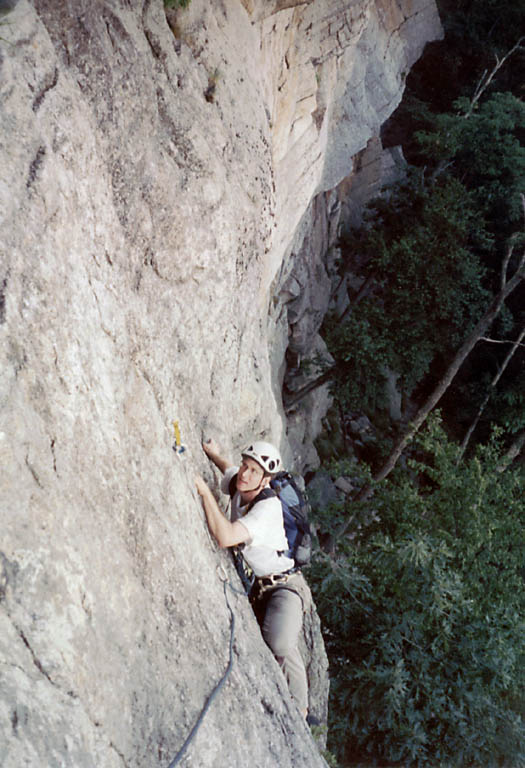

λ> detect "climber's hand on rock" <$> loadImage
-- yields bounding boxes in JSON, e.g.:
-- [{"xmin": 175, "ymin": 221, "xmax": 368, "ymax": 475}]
[
  {"xmin": 202, "ymin": 438, "xmax": 220, "ymax": 458},
  {"xmin": 195, "ymin": 474, "xmax": 210, "ymax": 498},
  {"xmin": 201, "ymin": 439, "xmax": 232, "ymax": 474}
]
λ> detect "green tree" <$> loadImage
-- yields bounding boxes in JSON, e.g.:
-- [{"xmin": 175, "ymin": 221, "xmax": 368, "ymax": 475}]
[
  {"xmin": 323, "ymin": 173, "xmax": 491, "ymax": 415},
  {"xmin": 415, "ymin": 91, "xmax": 525, "ymax": 235},
  {"xmin": 312, "ymin": 43, "xmax": 525, "ymax": 460},
  {"xmin": 311, "ymin": 420, "xmax": 525, "ymax": 767},
  {"xmin": 308, "ymin": 11, "xmax": 525, "ymax": 767}
]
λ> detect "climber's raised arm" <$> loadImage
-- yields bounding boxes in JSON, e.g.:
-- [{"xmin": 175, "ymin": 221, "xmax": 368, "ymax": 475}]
[
  {"xmin": 202, "ymin": 439, "xmax": 233, "ymax": 475},
  {"xmin": 195, "ymin": 474, "xmax": 250, "ymax": 548}
]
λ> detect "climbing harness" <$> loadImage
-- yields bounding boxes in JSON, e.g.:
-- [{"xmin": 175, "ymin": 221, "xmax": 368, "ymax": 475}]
[
  {"xmin": 172, "ymin": 420, "xmax": 186, "ymax": 455},
  {"xmin": 250, "ymin": 569, "xmax": 305, "ymax": 607},
  {"xmin": 255, "ymin": 568, "xmax": 299, "ymax": 590},
  {"xmin": 167, "ymin": 566, "xmax": 243, "ymax": 768}
]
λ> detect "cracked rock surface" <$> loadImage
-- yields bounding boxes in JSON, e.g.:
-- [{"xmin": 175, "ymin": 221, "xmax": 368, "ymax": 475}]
[{"xmin": 0, "ymin": 1, "xmax": 441, "ymax": 766}]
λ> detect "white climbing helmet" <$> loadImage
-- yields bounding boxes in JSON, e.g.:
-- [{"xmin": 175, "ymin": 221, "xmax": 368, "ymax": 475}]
[{"xmin": 242, "ymin": 440, "xmax": 282, "ymax": 475}]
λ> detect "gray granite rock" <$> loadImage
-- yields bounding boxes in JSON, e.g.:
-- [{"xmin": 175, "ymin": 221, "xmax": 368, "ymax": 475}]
[{"xmin": 0, "ymin": 1, "xmax": 441, "ymax": 765}]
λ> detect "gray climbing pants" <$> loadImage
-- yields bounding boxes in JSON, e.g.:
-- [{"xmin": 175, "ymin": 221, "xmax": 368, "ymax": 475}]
[{"xmin": 259, "ymin": 573, "xmax": 311, "ymax": 713}]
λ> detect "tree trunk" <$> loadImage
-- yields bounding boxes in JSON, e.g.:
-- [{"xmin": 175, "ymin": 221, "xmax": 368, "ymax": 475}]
[
  {"xmin": 336, "ymin": 248, "xmax": 525, "ymax": 527},
  {"xmin": 374, "ymin": 262, "xmax": 524, "ymax": 478}
]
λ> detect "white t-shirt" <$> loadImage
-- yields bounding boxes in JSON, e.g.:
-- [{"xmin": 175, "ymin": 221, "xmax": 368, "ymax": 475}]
[{"xmin": 221, "ymin": 467, "xmax": 295, "ymax": 577}]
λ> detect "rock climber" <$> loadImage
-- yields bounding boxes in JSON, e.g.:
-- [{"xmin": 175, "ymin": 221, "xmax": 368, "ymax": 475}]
[{"xmin": 195, "ymin": 438, "xmax": 312, "ymax": 719}]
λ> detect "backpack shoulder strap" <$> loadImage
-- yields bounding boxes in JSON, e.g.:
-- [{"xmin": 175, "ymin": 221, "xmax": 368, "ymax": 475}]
[
  {"xmin": 228, "ymin": 473, "xmax": 238, "ymax": 498},
  {"xmin": 246, "ymin": 486, "xmax": 276, "ymax": 512}
]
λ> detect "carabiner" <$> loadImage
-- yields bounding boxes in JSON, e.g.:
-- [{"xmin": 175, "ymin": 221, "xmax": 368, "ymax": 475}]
[{"xmin": 216, "ymin": 563, "xmax": 228, "ymax": 583}]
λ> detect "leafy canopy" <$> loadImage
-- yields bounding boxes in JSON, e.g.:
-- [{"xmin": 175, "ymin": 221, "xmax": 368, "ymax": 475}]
[
  {"xmin": 415, "ymin": 92, "xmax": 525, "ymax": 227},
  {"xmin": 325, "ymin": 173, "xmax": 490, "ymax": 412},
  {"xmin": 310, "ymin": 419, "xmax": 525, "ymax": 767}
]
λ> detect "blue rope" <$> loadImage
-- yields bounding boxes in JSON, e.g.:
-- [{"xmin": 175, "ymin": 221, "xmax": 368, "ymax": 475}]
[{"xmin": 167, "ymin": 579, "xmax": 238, "ymax": 767}]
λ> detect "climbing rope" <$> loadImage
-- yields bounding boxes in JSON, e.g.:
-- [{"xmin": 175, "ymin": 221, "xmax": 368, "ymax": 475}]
[
  {"xmin": 167, "ymin": 420, "xmax": 245, "ymax": 765},
  {"xmin": 167, "ymin": 566, "xmax": 242, "ymax": 768}
]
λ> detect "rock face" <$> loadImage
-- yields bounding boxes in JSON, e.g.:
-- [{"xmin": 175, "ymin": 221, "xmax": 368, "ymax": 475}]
[{"xmin": 0, "ymin": 1, "xmax": 441, "ymax": 766}]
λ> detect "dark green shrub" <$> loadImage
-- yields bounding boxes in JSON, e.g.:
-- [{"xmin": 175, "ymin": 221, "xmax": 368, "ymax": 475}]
[{"xmin": 311, "ymin": 420, "xmax": 524, "ymax": 766}]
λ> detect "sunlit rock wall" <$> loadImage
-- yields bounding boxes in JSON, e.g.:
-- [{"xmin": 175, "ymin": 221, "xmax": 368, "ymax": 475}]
[{"xmin": 0, "ymin": 1, "xmax": 441, "ymax": 766}]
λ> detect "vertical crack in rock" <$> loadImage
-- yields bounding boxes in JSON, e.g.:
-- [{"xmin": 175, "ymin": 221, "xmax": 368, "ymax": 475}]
[
  {"xmin": 143, "ymin": 24, "xmax": 166, "ymax": 64},
  {"xmin": 101, "ymin": 6, "xmax": 132, "ymax": 54},
  {"xmin": 143, "ymin": 8, "xmax": 183, "ymax": 81},
  {"xmin": 10, "ymin": 708, "xmax": 18, "ymax": 734},
  {"xmin": 135, "ymin": 362, "xmax": 163, "ymax": 414},
  {"xmin": 0, "ymin": 274, "xmax": 7, "ymax": 324},
  {"xmin": 26, "ymin": 145, "xmax": 46, "ymax": 190},
  {"xmin": 109, "ymin": 741, "xmax": 131, "ymax": 768},
  {"xmin": 155, "ymin": 88, "xmax": 204, "ymax": 173},
  {"xmin": 32, "ymin": 66, "xmax": 58, "ymax": 112},
  {"xmin": 86, "ymin": 273, "xmax": 118, "ymax": 343},
  {"xmin": 50, "ymin": 438, "xmax": 58, "ymax": 474}
]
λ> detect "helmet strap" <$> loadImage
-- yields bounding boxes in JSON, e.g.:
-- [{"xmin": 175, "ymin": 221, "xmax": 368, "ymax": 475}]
[{"xmin": 239, "ymin": 471, "xmax": 270, "ymax": 501}]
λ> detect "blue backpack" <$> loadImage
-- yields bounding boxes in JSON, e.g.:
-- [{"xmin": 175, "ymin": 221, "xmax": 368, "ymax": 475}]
[
  {"xmin": 270, "ymin": 471, "xmax": 312, "ymax": 567},
  {"xmin": 229, "ymin": 471, "xmax": 312, "ymax": 567}
]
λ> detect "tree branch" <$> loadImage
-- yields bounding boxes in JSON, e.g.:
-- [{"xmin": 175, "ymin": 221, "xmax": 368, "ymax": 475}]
[
  {"xmin": 497, "ymin": 430, "xmax": 525, "ymax": 473},
  {"xmin": 464, "ymin": 36, "xmax": 524, "ymax": 118},
  {"xmin": 480, "ymin": 337, "xmax": 525, "ymax": 348},
  {"xmin": 458, "ymin": 321, "xmax": 525, "ymax": 461},
  {"xmin": 501, "ymin": 238, "xmax": 514, "ymax": 288},
  {"xmin": 373, "ymin": 259, "xmax": 524, "ymax": 472}
]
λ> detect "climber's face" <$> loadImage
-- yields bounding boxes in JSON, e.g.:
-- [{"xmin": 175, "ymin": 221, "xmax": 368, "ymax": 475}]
[{"xmin": 237, "ymin": 456, "xmax": 268, "ymax": 497}]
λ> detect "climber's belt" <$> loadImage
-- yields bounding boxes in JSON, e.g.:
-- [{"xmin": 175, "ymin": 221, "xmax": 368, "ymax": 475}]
[{"xmin": 254, "ymin": 568, "xmax": 300, "ymax": 591}]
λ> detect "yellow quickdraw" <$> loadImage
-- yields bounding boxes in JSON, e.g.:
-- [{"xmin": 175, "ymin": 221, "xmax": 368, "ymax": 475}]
[{"xmin": 172, "ymin": 420, "xmax": 186, "ymax": 454}]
